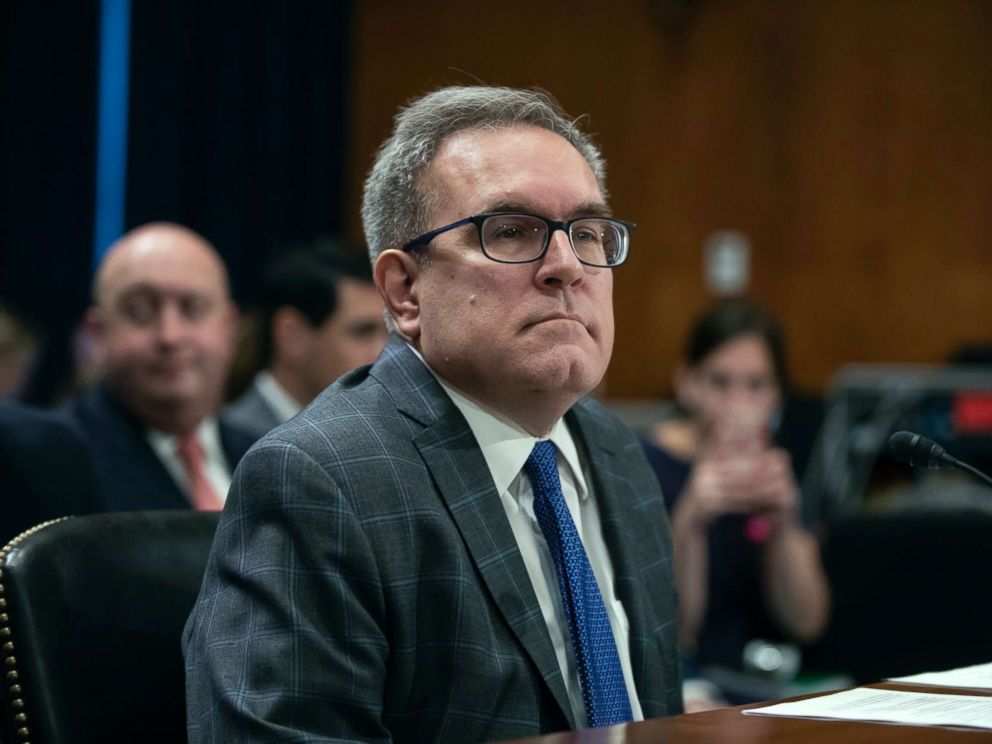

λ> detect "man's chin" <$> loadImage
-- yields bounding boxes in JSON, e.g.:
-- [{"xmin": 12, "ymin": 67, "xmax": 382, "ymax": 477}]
[
  {"xmin": 140, "ymin": 390, "xmax": 215, "ymax": 433},
  {"xmin": 523, "ymin": 350, "xmax": 606, "ymax": 398},
  {"xmin": 143, "ymin": 381, "xmax": 200, "ymax": 402},
  {"xmin": 129, "ymin": 380, "xmax": 210, "ymax": 414}
]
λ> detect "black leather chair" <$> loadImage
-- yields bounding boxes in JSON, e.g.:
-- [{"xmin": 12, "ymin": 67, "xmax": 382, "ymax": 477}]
[{"xmin": 0, "ymin": 511, "xmax": 219, "ymax": 744}]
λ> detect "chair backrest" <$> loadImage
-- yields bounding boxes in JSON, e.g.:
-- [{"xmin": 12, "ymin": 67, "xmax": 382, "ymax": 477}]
[{"xmin": 0, "ymin": 511, "xmax": 219, "ymax": 744}]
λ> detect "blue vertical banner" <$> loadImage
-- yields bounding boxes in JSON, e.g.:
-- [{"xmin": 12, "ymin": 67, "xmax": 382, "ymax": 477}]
[{"xmin": 92, "ymin": 0, "xmax": 131, "ymax": 268}]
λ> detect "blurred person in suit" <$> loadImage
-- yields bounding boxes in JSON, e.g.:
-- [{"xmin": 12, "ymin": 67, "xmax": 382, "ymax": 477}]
[
  {"xmin": 185, "ymin": 85, "xmax": 683, "ymax": 742},
  {"xmin": 63, "ymin": 223, "xmax": 256, "ymax": 512},
  {"xmin": 643, "ymin": 298, "xmax": 829, "ymax": 708},
  {"xmin": 224, "ymin": 246, "xmax": 387, "ymax": 438},
  {"xmin": 0, "ymin": 402, "xmax": 98, "ymax": 545}
]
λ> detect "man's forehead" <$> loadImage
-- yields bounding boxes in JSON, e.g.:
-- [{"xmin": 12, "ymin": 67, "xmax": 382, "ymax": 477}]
[
  {"xmin": 427, "ymin": 125, "xmax": 603, "ymax": 213},
  {"xmin": 99, "ymin": 231, "xmax": 228, "ymax": 302}
]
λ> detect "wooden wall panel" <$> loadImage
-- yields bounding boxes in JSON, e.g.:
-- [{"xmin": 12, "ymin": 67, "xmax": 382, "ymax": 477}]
[{"xmin": 347, "ymin": 0, "xmax": 992, "ymax": 397}]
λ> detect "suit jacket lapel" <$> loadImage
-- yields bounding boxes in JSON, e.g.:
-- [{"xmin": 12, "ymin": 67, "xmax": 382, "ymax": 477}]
[
  {"xmin": 90, "ymin": 386, "xmax": 190, "ymax": 510},
  {"xmin": 370, "ymin": 338, "xmax": 576, "ymax": 727}
]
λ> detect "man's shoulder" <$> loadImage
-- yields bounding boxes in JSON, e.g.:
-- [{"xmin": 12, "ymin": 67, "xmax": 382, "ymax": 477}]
[
  {"xmin": 61, "ymin": 385, "xmax": 132, "ymax": 437},
  {"xmin": 61, "ymin": 384, "xmax": 103, "ymax": 418},
  {"xmin": 246, "ymin": 363, "xmax": 418, "ymax": 463},
  {"xmin": 226, "ymin": 362, "xmax": 444, "ymax": 525},
  {"xmin": 222, "ymin": 384, "xmax": 278, "ymax": 439},
  {"xmin": 224, "ymin": 383, "xmax": 265, "ymax": 416},
  {"xmin": 0, "ymin": 403, "xmax": 100, "ymax": 543},
  {"xmin": 217, "ymin": 414, "xmax": 262, "ymax": 464},
  {"xmin": 0, "ymin": 403, "xmax": 94, "ymax": 481},
  {"xmin": 0, "ymin": 402, "xmax": 77, "ymax": 449}
]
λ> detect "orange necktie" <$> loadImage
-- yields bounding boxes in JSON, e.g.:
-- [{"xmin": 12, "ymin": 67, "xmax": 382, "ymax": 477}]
[{"xmin": 176, "ymin": 435, "xmax": 223, "ymax": 511}]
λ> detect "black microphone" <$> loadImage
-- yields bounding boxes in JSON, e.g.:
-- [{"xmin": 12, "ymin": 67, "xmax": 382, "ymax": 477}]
[
  {"xmin": 887, "ymin": 431, "xmax": 954, "ymax": 469},
  {"xmin": 888, "ymin": 430, "xmax": 992, "ymax": 488}
]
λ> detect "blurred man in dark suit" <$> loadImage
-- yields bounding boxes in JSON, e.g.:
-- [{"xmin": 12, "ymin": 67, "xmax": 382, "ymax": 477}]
[
  {"xmin": 224, "ymin": 247, "xmax": 386, "ymax": 438},
  {"xmin": 0, "ymin": 403, "xmax": 98, "ymax": 545},
  {"xmin": 185, "ymin": 86, "xmax": 682, "ymax": 742},
  {"xmin": 64, "ymin": 223, "xmax": 255, "ymax": 512}
]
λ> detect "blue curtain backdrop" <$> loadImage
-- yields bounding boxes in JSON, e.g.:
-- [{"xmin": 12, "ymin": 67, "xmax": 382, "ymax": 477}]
[{"xmin": 0, "ymin": 1, "xmax": 352, "ymax": 404}]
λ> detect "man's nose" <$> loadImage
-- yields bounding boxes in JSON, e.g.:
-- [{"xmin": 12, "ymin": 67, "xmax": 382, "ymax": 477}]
[
  {"xmin": 535, "ymin": 229, "xmax": 584, "ymax": 287},
  {"xmin": 156, "ymin": 304, "xmax": 188, "ymax": 344}
]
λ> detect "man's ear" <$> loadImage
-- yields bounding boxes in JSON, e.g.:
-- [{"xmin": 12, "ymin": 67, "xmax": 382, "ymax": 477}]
[{"xmin": 374, "ymin": 249, "xmax": 422, "ymax": 340}]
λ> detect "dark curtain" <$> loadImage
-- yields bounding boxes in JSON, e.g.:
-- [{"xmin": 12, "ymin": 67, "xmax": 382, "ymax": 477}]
[
  {"xmin": 1, "ymin": 1, "xmax": 352, "ymax": 404},
  {"xmin": 127, "ymin": 1, "xmax": 353, "ymax": 307},
  {"xmin": 0, "ymin": 2, "xmax": 100, "ymax": 404}
]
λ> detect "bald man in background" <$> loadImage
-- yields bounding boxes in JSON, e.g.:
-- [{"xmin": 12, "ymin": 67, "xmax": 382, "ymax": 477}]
[{"xmin": 63, "ymin": 222, "xmax": 256, "ymax": 512}]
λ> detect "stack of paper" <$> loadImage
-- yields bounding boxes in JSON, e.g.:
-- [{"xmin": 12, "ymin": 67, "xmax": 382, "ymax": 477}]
[
  {"xmin": 889, "ymin": 661, "xmax": 992, "ymax": 691},
  {"xmin": 743, "ymin": 687, "xmax": 992, "ymax": 731}
]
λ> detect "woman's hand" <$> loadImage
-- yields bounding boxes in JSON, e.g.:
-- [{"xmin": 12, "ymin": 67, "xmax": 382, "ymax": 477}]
[{"xmin": 676, "ymin": 443, "xmax": 799, "ymax": 534}]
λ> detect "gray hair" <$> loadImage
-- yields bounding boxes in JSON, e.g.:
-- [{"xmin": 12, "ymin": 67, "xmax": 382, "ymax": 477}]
[{"xmin": 361, "ymin": 85, "xmax": 607, "ymax": 266}]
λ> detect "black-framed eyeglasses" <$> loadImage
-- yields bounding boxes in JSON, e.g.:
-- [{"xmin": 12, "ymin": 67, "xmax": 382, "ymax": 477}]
[{"xmin": 402, "ymin": 212, "xmax": 635, "ymax": 268}]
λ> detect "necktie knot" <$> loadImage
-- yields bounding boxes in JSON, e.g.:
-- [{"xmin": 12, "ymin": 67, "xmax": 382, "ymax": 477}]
[{"xmin": 524, "ymin": 440, "xmax": 558, "ymax": 492}]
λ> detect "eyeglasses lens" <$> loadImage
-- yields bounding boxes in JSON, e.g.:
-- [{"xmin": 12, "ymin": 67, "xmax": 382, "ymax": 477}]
[{"xmin": 480, "ymin": 214, "xmax": 625, "ymax": 266}]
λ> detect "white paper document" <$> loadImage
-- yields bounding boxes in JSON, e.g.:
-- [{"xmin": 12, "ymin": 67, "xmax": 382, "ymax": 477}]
[
  {"xmin": 889, "ymin": 661, "xmax": 992, "ymax": 691},
  {"xmin": 742, "ymin": 687, "xmax": 992, "ymax": 730}
]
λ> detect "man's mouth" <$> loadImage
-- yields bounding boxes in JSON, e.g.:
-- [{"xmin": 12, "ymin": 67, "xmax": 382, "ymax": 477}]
[{"xmin": 532, "ymin": 312, "xmax": 584, "ymax": 326}]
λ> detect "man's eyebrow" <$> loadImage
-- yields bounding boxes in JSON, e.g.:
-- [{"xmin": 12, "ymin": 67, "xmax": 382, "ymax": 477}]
[
  {"xmin": 569, "ymin": 202, "xmax": 613, "ymax": 218},
  {"xmin": 481, "ymin": 201, "xmax": 613, "ymax": 218},
  {"xmin": 114, "ymin": 283, "xmax": 207, "ymax": 303},
  {"xmin": 113, "ymin": 283, "xmax": 159, "ymax": 302},
  {"xmin": 481, "ymin": 201, "xmax": 532, "ymax": 214}
]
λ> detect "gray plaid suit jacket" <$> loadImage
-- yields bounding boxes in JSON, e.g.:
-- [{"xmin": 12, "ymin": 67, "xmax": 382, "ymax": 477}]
[{"xmin": 184, "ymin": 336, "xmax": 682, "ymax": 743}]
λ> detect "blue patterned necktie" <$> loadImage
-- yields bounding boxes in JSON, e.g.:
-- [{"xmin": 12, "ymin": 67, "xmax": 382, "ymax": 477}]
[{"xmin": 524, "ymin": 440, "xmax": 633, "ymax": 728}]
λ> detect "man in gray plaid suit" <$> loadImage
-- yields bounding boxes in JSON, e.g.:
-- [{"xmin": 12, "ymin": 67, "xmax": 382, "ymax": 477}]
[{"xmin": 184, "ymin": 85, "xmax": 682, "ymax": 742}]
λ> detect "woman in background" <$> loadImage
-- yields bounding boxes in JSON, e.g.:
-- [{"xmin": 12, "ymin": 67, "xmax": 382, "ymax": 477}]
[{"xmin": 643, "ymin": 299, "xmax": 830, "ymax": 707}]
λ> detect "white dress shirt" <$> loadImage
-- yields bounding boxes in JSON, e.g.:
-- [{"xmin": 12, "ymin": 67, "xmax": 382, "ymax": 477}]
[
  {"xmin": 145, "ymin": 418, "xmax": 233, "ymax": 506},
  {"xmin": 254, "ymin": 370, "xmax": 304, "ymax": 424},
  {"xmin": 428, "ymin": 373, "xmax": 644, "ymax": 727}
]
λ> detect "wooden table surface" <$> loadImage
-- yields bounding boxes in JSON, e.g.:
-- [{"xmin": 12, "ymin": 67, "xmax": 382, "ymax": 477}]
[{"xmin": 498, "ymin": 684, "xmax": 992, "ymax": 743}]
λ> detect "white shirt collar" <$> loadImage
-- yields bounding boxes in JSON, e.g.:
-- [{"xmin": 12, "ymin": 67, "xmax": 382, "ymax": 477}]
[
  {"xmin": 405, "ymin": 343, "xmax": 589, "ymax": 501},
  {"xmin": 254, "ymin": 370, "xmax": 304, "ymax": 423}
]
